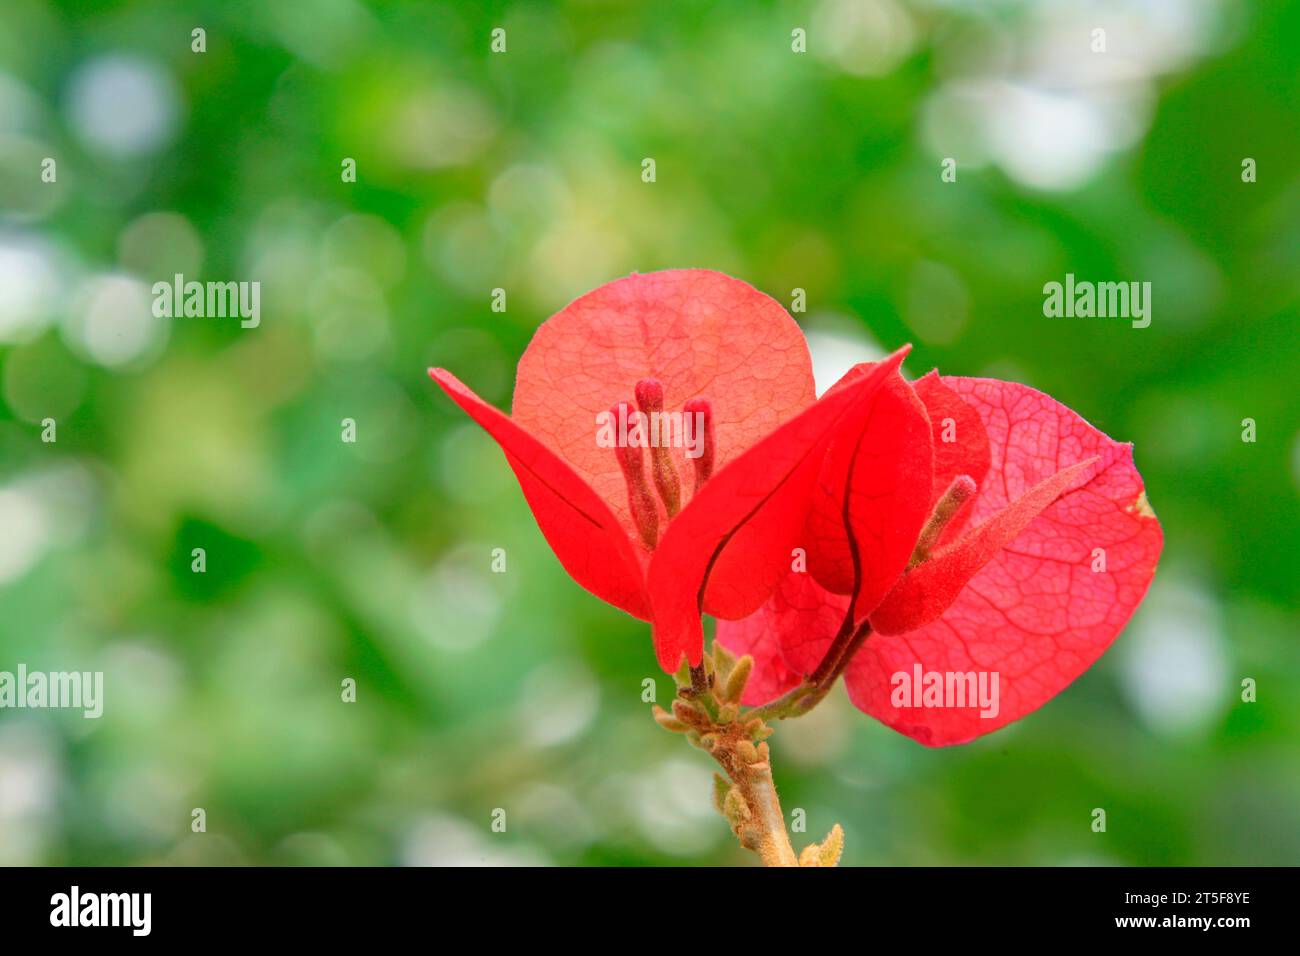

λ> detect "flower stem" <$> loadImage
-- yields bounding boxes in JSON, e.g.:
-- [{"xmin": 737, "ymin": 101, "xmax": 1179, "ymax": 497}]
[
  {"xmin": 809, "ymin": 619, "xmax": 871, "ymax": 687},
  {"xmin": 712, "ymin": 742, "xmax": 798, "ymax": 867},
  {"xmin": 742, "ymin": 681, "xmax": 823, "ymax": 723},
  {"xmin": 658, "ymin": 642, "xmax": 846, "ymax": 866},
  {"xmin": 814, "ymin": 620, "xmax": 873, "ymax": 688},
  {"xmin": 741, "ymin": 621, "xmax": 873, "ymax": 724}
]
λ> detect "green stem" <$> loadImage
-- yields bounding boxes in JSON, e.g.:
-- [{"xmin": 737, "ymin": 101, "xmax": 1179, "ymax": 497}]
[
  {"xmin": 742, "ymin": 681, "xmax": 823, "ymax": 722},
  {"xmin": 726, "ymin": 752, "xmax": 799, "ymax": 867},
  {"xmin": 742, "ymin": 622, "xmax": 873, "ymax": 723},
  {"xmin": 818, "ymin": 620, "xmax": 873, "ymax": 687},
  {"xmin": 662, "ymin": 641, "xmax": 847, "ymax": 867}
]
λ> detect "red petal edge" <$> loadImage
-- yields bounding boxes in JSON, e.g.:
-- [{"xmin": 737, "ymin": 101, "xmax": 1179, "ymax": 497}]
[
  {"xmin": 646, "ymin": 347, "xmax": 911, "ymax": 673},
  {"xmin": 511, "ymin": 270, "xmax": 816, "ymax": 541},
  {"xmin": 846, "ymin": 377, "xmax": 1164, "ymax": 746},
  {"xmin": 912, "ymin": 370, "xmax": 990, "ymax": 545},
  {"xmin": 430, "ymin": 368, "xmax": 650, "ymax": 620},
  {"xmin": 802, "ymin": 367, "xmax": 935, "ymax": 622}
]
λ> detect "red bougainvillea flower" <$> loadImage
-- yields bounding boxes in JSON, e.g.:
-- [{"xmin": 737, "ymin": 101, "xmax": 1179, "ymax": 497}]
[
  {"xmin": 719, "ymin": 364, "xmax": 1163, "ymax": 746},
  {"xmin": 429, "ymin": 270, "xmax": 909, "ymax": 672}
]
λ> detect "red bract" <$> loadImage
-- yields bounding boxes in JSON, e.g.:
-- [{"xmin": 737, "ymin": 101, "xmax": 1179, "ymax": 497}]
[
  {"xmin": 802, "ymin": 365, "xmax": 935, "ymax": 625},
  {"xmin": 648, "ymin": 352, "xmax": 908, "ymax": 671},
  {"xmin": 429, "ymin": 269, "xmax": 908, "ymax": 672},
  {"xmin": 719, "ymin": 368, "xmax": 1163, "ymax": 746}
]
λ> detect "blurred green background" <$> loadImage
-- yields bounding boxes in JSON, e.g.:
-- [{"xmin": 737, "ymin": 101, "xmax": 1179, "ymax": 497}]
[{"xmin": 0, "ymin": 0, "xmax": 1297, "ymax": 866}]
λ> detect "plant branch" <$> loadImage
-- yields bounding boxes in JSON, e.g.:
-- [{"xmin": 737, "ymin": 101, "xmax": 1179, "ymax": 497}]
[
  {"xmin": 816, "ymin": 620, "xmax": 873, "ymax": 688},
  {"xmin": 741, "ymin": 620, "xmax": 873, "ymax": 725},
  {"xmin": 708, "ymin": 728, "xmax": 798, "ymax": 866},
  {"xmin": 741, "ymin": 681, "xmax": 823, "ymax": 723},
  {"xmin": 809, "ymin": 617, "xmax": 870, "ymax": 686},
  {"xmin": 655, "ymin": 642, "xmax": 846, "ymax": 867}
]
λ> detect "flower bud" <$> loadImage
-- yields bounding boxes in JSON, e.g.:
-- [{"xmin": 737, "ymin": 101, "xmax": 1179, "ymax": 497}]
[
  {"xmin": 636, "ymin": 378, "xmax": 682, "ymax": 517},
  {"xmin": 611, "ymin": 401, "xmax": 660, "ymax": 549},
  {"xmin": 683, "ymin": 397, "xmax": 715, "ymax": 491}
]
